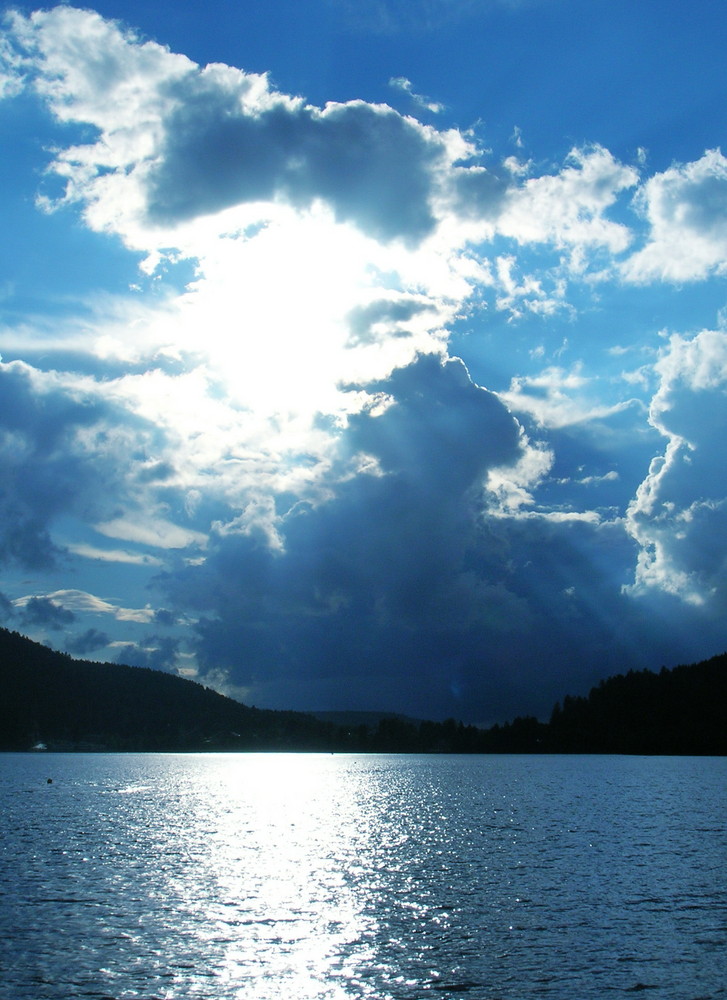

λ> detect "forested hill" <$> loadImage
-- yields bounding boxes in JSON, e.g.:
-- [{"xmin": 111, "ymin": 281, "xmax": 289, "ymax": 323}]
[
  {"xmin": 0, "ymin": 627, "xmax": 725, "ymax": 753},
  {"xmin": 543, "ymin": 654, "xmax": 727, "ymax": 755},
  {"xmin": 0, "ymin": 628, "xmax": 332, "ymax": 752}
]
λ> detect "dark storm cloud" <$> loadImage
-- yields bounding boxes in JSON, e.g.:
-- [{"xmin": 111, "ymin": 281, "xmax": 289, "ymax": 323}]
[
  {"xmin": 0, "ymin": 591, "xmax": 15, "ymax": 621},
  {"xmin": 153, "ymin": 352, "xmax": 721, "ymax": 724},
  {"xmin": 117, "ymin": 635, "xmax": 181, "ymax": 672},
  {"xmin": 20, "ymin": 595, "xmax": 75, "ymax": 630},
  {"xmin": 147, "ymin": 92, "xmax": 447, "ymax": 243},
  {"xmin": 345, "ymin": 354, "xmax": 519, "ymax": 485},
  {"xmin": 153, "ymin": 608, "xmax": 176, "ymax": 627},
  {"xmin": 159, "ymin": 354, "xmax": 550, "ymax": 721},
  {"xmin": 0, "ymin": 363, "xmax": 103, "ymax": 568},
  {"xmin": 0, "ymin": 361, "xmax": 159, "ymax": 569},
  {"xmin": 66, "ymin": 627, "xmax": 111, "ymax": 655}
]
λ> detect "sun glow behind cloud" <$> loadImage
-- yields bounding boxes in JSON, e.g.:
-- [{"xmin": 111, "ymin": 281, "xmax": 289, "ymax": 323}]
[{"xmin": 4, "ymin": 4, "xmax": 489, "ymax": 488}]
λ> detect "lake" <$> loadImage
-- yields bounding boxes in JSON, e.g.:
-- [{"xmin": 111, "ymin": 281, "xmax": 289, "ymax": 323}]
[{"xmin": 1, "ymin": 753, "xmax": 725, "ymax": 1000}]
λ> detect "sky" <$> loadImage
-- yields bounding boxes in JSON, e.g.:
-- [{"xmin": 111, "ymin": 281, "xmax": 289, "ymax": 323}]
[{"xmin": 1, "ymin": 0, "xmax": 726, "ymax": 725}]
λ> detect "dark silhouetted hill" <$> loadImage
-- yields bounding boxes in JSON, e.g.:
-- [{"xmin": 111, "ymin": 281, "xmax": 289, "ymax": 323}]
[
  {"xmin": 0, "ymin": 628, "xmax": 335, "ymax": 751},
  {"xmin": 0, "ymin": 627, "xmax": 725, "ymax": 753},
  {"xmin": 545, "ymin": 655, "xmax": 727, "ymax": 755}
]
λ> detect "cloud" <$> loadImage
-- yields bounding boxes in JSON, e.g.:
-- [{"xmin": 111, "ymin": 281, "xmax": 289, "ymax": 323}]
[
  {"xmin": 19, "ymin": 595, "xmax": 75, "ymax": 630},
  {"xmin": 4, "ymin": 5, "xmax": 495, "ymax": 475},
  {"xmin": 10, "ymin": 6, "xmax": 470, "ymax": 249},
  {"xmin": 492, "ymin": 254, "xmax": 568, "ymax": 318},
  {"xmin": 622, "ymin": 150, "xmax": 727, "ymax": 283},
  {"xmin": 345, "ymin": 296, "xmax": 437, "ymax": 347},
  {"xmin": 325, "ymin": 0, "xmax": 544, "ymax": 34},
  {"xmin": 0, "ymin": 360, "xmax": 131, "ymax": 568},
  {"xmin": 15, "ymin": 589, "xmax": 156, "ymax": 624},
  {"xmin": 153, "ymin": 608, "xmax": 177, "ymax": 626},
  {"xmin": 163, "ymin": 454, "xmax": 697, "ymax": 724},
  {"xmin": 0, "ymin": 356, "xmax": 202, "ymax": 576},
  {"xmin": 501, "ymin": 363, "xmax": 620, "ymax": 429},
  {"xmin": 389, "ymin": 76, "xmax": 445, "ymax": 114},
  {"xmin": 94, "ymin": 517, "xmax": 207, "ymax": 551},
  {"xmin": 158, "ymin": 355, "xmax": 579, "ymax": 719},
  {"xmin": 626, "ymin": 328, "xmax": 727, "ymax": 607},
  {"xmin": 149, "ymin": 92, "xmax": 454, "ymax": 245},
  {"xmin": 0, "ymin": 32, "xmax": 25, "ymax": 99},
  {"xmin": 0, "ymin": 591, "xmax": 15, "ymax": 621},
  {"xmin": 66, "ymin": 627, "xmax": 111, "ymax": 655},
  {"xmin": 66, "ymin": 542, "xmax": 165, "ymax": 567},
  {"xmin": 116, "ymin": 634, "xmax": 181, "ymax": 672},
  {"xmin": 496, "ymin": 145, "xmax": 638, "ymax": 266}
]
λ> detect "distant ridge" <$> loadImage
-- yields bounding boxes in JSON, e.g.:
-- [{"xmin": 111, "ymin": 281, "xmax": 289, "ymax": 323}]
[
  {"xmin": 0, "ymin": 627, "xmax": 725, "ymax": 753},
  {"xmin": 309, "ymin": 710, "xmax": 422, "ymax": 729}
]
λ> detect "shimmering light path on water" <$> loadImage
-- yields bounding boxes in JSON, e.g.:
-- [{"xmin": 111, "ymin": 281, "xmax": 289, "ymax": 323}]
[{"xmin": 1, "ymin": 753, "xmax": 725, "ymax": 999}]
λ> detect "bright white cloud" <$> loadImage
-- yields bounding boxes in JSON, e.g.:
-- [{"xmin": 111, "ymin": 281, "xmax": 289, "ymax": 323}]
[
  {"xmin": 14, "ymin": 588, "xmax": 155, "ymax": 622},
  {"xmin": 389, "ymin": 76, "xmax": 445, "ymax": 113},
  {"xmin": 94, "ymin": 516, "xmax": 207, "ymax": 551},
  {"xmin": 626, "ymin": 328, "xmax": 727, "ymax": 605},
  {"xmin": 66, "ymin": 543, "xmax": 165, "ymax": 566},
  {"xmin": 500, "ymin": 363, "xmax": 630, "ymax": 429},
  {"xmin": 0, "ymin": 32, "xmax": 25, "ymax": 98},
  {"xmin": 485, "ymin": 434, "xmax": 553, "ymax": 514},
  {"xmin": 622, "ymin": 149, "xmax": 727, "ymax": 283},
  {"xmin": 496, "ymin": 145, "xmax": 638, "ymax": 267},
  {"xmin": 493, "ymin": 254, "xmax": 568, "ymax": 318}
]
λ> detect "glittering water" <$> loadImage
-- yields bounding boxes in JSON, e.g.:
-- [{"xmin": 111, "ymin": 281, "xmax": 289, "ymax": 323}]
[{"xmin": 1, "ymin": 753, "xmax": 725, "ymax": 1000}]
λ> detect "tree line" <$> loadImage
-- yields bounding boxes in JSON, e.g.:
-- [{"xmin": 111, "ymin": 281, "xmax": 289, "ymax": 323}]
[{"xmin": 0, "ymin": 627, "xmax": 724, "ymax": 754}]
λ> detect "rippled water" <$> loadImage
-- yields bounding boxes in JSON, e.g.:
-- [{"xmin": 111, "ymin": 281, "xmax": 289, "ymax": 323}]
[{"xmin": 1, "ymin": 753, "xmax": 725, "ymax": 1000}]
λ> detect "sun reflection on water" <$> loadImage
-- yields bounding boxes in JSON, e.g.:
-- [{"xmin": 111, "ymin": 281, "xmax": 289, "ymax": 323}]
[{"xmin": 180, "ymin": 754, "xmax": 391, "ymax": 998}]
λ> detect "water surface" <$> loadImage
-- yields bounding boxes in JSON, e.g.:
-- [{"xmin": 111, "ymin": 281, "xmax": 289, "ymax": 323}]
[{"xmin": 1, "ymin": 753, "xmax": 725, "ymax": 999}]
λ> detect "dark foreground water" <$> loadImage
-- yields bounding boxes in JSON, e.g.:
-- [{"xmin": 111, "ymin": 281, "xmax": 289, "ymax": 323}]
[{"xmin": 1, "ymin": 753, "xmax": 725, "ymax": 1000}]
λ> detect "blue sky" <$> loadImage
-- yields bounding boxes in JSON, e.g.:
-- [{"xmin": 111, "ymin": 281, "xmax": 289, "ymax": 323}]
[{"xmin": 1, "ymin": 0, "xmax": 726, "ymax": 724}]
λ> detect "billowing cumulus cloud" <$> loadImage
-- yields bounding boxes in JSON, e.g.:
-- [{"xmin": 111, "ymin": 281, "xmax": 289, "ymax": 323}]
[
  {"xmin": 8, "ymin": 5, "xmax": 471, "ymax": 251},
  {"xmin": 155, "ymin": 353, "xmax": 708, "ymax": 720},
  {"xmin": 160, "ymin": 354, "xmax": 538, "ymax": 716},
  {"xmin": 2, "ymin": 5, "xmax": 727, "ymax": 722},
  {"xmin": 496, "ymin": 145, "xmax": 638, "ymax": 263},
  {"xmin": 623, "ymin": 150, "xmax": 727, "ymax": 283},
  {"xmin": 148, "ymin": 93, "xmax": 452, "ymax": 244},
  {"xmin": 626, "ymin": 328, "xmax": 727, "ymax": 608}
]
